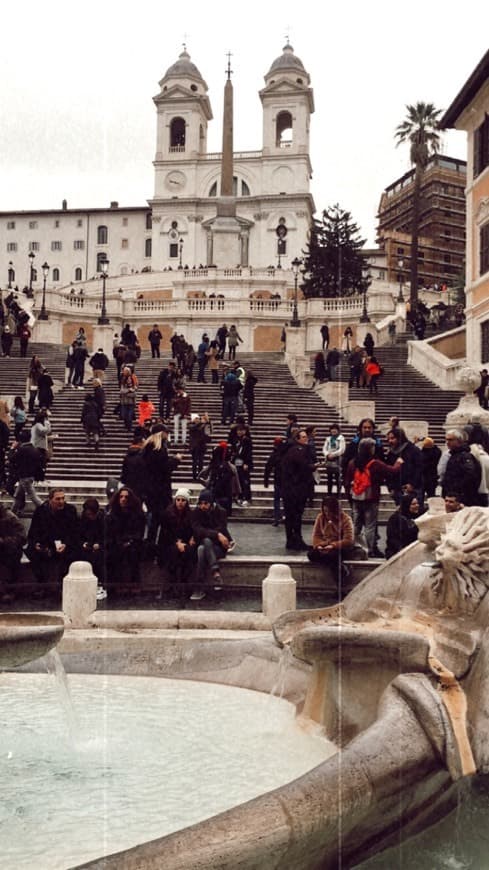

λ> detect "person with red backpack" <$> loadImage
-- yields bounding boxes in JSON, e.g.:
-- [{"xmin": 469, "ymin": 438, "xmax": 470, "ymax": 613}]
[{"xmin": 344, "ymin": 437, "xmax": 403, "ymax": 558}]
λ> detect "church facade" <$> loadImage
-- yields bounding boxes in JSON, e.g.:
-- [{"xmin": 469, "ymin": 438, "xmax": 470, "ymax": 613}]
[{"xmin": 0, "ymin": 43, "xmax": 315, "ymax": 290}]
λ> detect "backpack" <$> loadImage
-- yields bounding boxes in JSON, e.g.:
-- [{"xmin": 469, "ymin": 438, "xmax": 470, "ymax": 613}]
[{"xmin": 351, "ymin": 459, "xmax": 375, "ymax": 500}]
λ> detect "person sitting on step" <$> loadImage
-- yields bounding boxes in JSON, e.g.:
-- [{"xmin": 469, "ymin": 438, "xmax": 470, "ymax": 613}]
[
  {"xmin": 307, "ymin": 496, "xmax": 354, "ymax": 590},
  {"xmin": 190, "ymin": 489, "xmax": 234, "ymax": 601}
]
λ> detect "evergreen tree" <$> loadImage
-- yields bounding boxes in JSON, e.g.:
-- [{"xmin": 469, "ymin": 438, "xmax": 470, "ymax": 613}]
[{"xmin": 301, "ymin": 204, "xmax": 370, "ymax": 298}]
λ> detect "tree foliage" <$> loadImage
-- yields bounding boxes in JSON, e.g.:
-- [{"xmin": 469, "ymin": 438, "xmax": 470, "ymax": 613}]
[{"xmin": 301, "ymin": 204, "xmax": 370, "ymax": 299}]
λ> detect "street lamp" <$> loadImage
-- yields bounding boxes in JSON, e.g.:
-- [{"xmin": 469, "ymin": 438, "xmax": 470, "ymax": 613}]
[
  {"xmin": 397, "ymin": 258, "xmax": 404, "ymax": 302},
  {"xmin": 290, "ymin": 257, "xmax": 302, "ymax": 327},
  {"xmin": 178, "ymin": 237, "xmax": 184, "ymax": 269},
  {"xmin": 360, "ymin": 262, "xmax": 371, "ymax": 323},
  {"xmin": 38, "ymin": 261, "xmax": 50, "ymax": 320},
  {"xmin": 7, "ymin": 261, "xmax": 14, "ymax": 289},
  {"xmin": 277, "ymin": 248, "xmax": 282, "ymax": 270},
  {"xmin": 98, "ymin": 257, "xmax": 110, "ymax": 325},
  {"xmin": 28, "ymin": 251, "xmax": 35, "ymax": 292}
]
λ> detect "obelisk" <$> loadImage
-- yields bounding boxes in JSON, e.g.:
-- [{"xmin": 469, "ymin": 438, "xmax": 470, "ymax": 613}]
[{"xmin": 211, "ymin": 52, "xmax": 242, "ymax": 267}]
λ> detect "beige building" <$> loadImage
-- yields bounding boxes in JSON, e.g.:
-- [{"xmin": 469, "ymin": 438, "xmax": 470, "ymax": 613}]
[{"xmin": 441, "ymin": 49, "xmax": 489, "ymax": 366}]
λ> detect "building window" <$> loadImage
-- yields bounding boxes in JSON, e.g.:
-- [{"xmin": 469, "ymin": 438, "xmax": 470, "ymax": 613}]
[
  {"xmin": 7, "ymin": 221, "xmax": 15, "ymax": 230},
  {"xmin": 482, "ymin": 320, "xmax": 489, "ymax": 361},
  {"xmin": 122, "ymin": 217, "xmax": 128, "ymax": 226},
  {"xmin": 209, "ymin": 176, "xmax": 251, "ymax": 197},
  {"xmin": 145, "ymin": 238, "xmax": 152, "ymax": 257},
  {"xmin": 444, "ymin": 254, "xmax": 451, "ymax": 264},
  {"xmin": 52, "ymin": 268, "xmax": 60, "ymax": 281},
  {"xmin": 474, "ymin": 114, "xmax": 489, "ymax": 179},
  {"xmin": 97, "ymin": 225, "xmax": 108, "ymax": 244},
  {"xmin": 481, "ymin": 223, "xmax": 489, "ymax": 276},
  {"xmin": 121, "ymin": 238, "xmax": 129, "ymax": 249},
  {"xmin": 146, "ymin": 213, "xmax": 152, "ymax": 230},
  {"xmin": 396, "ymin": 247, "xmax": 405, "ymax": 255},
  {"xmin": 170, "ymin": 117, "xmax": 186, "ymax": 149},
  {"xmin": 54, "ymin": 219, "xmax": 60, "ymax": 228},
  {"xmin": 169, "ymin": 242, "xmax": 178, "ymax": 258},
  {"xmin": 96, "ymin": 252, "xmax": 107, "ymax": 272},
  {"xmin": 29, "ymin": 242, "xmax": 40, "ymax": 251},
  {"xmin": 276, "ymin": 111, "xmax": 293, "ymax": 148},
  {"xmin": 29, "ymin": 220, "xmax": 38, "ymax": 229},
  {"xmin": 7, "ymin": 242, "xmax": 17, "ymax": 252},
  {"xmin": 74, "ymin": 240, "xmax": 85, "ymax": 250},
  {"xmin": 77, "ymin": 219, "xmax": 83, "ymax": 227},
  {"xmin": 51, "ymin": 241, "xmax": 62, "ymax": 251},
  {"xmin": 75, "ymin": 267, "xmax": 83, "ymax": 281}
]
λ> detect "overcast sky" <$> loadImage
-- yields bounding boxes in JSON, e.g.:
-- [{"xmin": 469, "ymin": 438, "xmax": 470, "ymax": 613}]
[{"xmin": 2, "ymin": 0, "xmax": 486, "ymax": 246}]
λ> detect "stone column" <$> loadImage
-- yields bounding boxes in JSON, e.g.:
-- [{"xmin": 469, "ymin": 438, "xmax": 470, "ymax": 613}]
[{"xmin": 262, "ymin": 564, "xmax": 296, "ymax": 621}]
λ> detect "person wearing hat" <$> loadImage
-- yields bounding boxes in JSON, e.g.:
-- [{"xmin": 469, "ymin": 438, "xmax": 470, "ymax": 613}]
[
  {"xmin": 158, "ymin": 488, "xmax": 196, "ymax": 598},
  {"xmin": 1, "ymin": 325, "xmax": 13, "ymax": 358},
  {"xmin": 190, "ymin": 489, "xmax": 234, "ymax": 600}
]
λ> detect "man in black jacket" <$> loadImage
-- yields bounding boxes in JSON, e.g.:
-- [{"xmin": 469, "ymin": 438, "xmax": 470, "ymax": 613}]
[
  {"xmin": 442, "ymin": 430, "xmax": 481, "ymax": 507},
  {"xmin": 11, "ymin": 431, "xmax": 44, "ymax": 516},
  {"xmin": 26, "ymin": 487, "xmax": 79, "ymax": 586},
  {"xmin": 190, "ymin": 489, "xmax": 233, "ymax": 600},
  {"xmin": 89, "ymin": 348, "xmax": 109, "ymax": 382},
  {"xmin": 281, "ymin": 430, "xmax": 317, "ymax": 550},
  {"xmin": 148, "ymin": 324, "xmax": 163, "ymax": 358}
]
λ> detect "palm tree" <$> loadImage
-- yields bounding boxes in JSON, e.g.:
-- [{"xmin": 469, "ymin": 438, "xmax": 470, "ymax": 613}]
[{"xmin": 395, "ymin": 102, "xmax": 442, "ymax": 309}]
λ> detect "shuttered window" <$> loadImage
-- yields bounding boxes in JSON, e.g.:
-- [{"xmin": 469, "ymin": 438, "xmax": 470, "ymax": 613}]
[{"xmin": 481, "ymin": 223, "xmax": 489, "ymax": 276}]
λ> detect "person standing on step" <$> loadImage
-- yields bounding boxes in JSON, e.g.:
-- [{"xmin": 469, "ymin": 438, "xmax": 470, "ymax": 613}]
[
  {"xmin": 18, "ymin": 322, "xmax": 31, "ymax": 358},
  {"xmin": 72, "ymin": 342, "xmax": 89, "ymax": 389},
  {"xmin": 341, "ymin": 418, "xmax": 385, "ymax": 488},
  {"xmin": 343, "ymin": 437, "xmax": 403, "ymax": 559},
  {"xmin": 89, "ymin": 347, "xmax": 109, "ymax": 382},
  {"xmin": 172, "ymin": 384, "xmax": 191, "ymax": 445},
  {"xmin": 348, "ymin": 346, "xmax": 364, "ymax": 388},
  {"xmin": 188, "ymin": 413, "xmax": 212, "ymax": 481},
  {"xmin": 10, "ymin": 430, "xmax": 44, "ymax": 515},
  {"xmin": 30, "ymin": 408, "xmax": 52, "ymax": 473},
  {"xmin": 92, "ymin": 378, "xmax": 106, "ymax": 434},
  {"xmin": 227, "ymin": 325, "xmax": 243, "ymax": 361},
  {"xmin": 342, "ymin": 326, "xmax": 353, "ymax": 355},
  {"xmin": 1, "ymin": 325, "xmax": 13, "ymax": 357},
  {"xmin": 264, "ymin": 436, "xmax": 288, "ymax": 526},
  {"xmin": 243, "ymin": 370, "xmax": 257, "ymax": 426},
  {"xmin": 385, "ymin": 426, "xmax": 423, "ymax": 505},
  {"xmin": 190, "ymin": 489, "xmax": 234, "ymax": 601},
  {"xmin": 388, "ymin": 321, "xmax": 397, "ymax": 345},
  {"xmin": 320, "ymin": 322, "xmax": 329, "ymax": 351},
  {"xmin": 281, "ymin": 429, "xmax": 318, "ymax": 551},
  {"xmin": 197, "ymin": 333, "xmax": 210, "ymax": 383},
  {"xmin": 307, "ymin": 496, "xmax": 354, "ymax": 589},
  {"xmin": 81, "ymin": 394, "xmax": 102, "ymax": 450},
  {"xmin": 325, "ymin": 347, "xmax": 340, "ymax": 381},
  {"xmin": 207, "ymin": 340, "xmax": 220, "ymax": 384},
  {"xmin": 0, "ymin": 503, "xmax": 26, "ymax": 602},
  {"xmin": 231, "ymin": 424, "xmax": 253, "ymax": 506},
  {"xmin": 221, "ymin": 368, "xmax": 241, "ymax": 425},
  {"xmin": 216, "ymin": 323, "xmax": 228, "ymax": 360},
  {"xmin": 119, "ymin": 366, "xmax": 138, "ymax": 432},
  {"xmin": 157, "ymin": 360, "xmax": 177, "ymax": 420},
  {"xmin": 363, "ymin": 332, "xmax": 375, "ymax": 357},
  {"xmin": 142, "ymin": 424, "xmax": 182, "ymax": 548},
  {"xmin": 365, "ymin": 355, "xmax": 382, "ymax": 396},
  {"xmin": 323, "ymin": 424, "xmax": 346, "ymax": 495},
  {"xmin": 148, "ymin": 324, "xmax": 163, "ymax": 358},
  {"xmin": 10, "ymin": 397, "xmax": 27, "ymax": 441},
  {"xmin": 28, "ymin": 354, "xmax": 43, "ymax": 413},
  {"xmin": 419, "ymin": 437, "xmax": 441, "ymax": 498}
]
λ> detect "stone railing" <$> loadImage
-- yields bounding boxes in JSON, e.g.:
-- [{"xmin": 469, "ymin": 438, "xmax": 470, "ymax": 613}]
[{"xmin": 408, "ymin": 328, "xmax": 466, "ymax": 390}]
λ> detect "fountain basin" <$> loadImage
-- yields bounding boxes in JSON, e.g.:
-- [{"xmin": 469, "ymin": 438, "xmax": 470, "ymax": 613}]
[{"xmin": 0, "ymin": 613, "xmax": 64, "ymax": 669}]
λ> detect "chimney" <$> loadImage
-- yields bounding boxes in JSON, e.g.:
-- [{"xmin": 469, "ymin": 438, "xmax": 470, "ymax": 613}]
[{"xmin": 62, "ymin": 199, "xmax": 67, "ymax": 210}]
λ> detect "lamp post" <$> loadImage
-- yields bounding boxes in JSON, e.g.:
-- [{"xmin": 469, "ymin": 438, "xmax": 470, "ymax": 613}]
[
  {"xmin": 38, "ymin": 261, "xmax": 50, "ymax": 320},
  {"xmin": 397, "ymin": 258, "xmax": 404, "ymax": 302},
  {"xmin": 7, "ymin": 261, "xmax": 14, "ymax": 289},
  {"xmin": 291, "ymin": 257, "xmax": 302, "ymax": 327},
  {"xmin": 360, "ymin": 262, "xmax": 371, "ymax": 323},
  {"xmin": 277, "ymin": 249, "xmax": 282, "ymax": 270},
  {"xmin": 28, "ymin": 251, "xmax": 35, "ymax": 292},
  {"xmin": 178, "ymin": 237, "xmax": 184, "ymax": 269},
  {"xmin": 98, "ymin": 257, "xmax": 110, "ymax": 325}
]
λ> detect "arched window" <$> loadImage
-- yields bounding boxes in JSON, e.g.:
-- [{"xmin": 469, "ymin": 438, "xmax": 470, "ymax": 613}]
[
  {"xmin": 97, "ymin": 225, "xmax": 108, "ymax": 244},
  {"xmin": 52, "ymin": 267, "xmax": 60, "ymax": 282},
  {"xmin": 74, "ymin": 267, "xmax": 82, "ymax": 281},
  {"xmin": 209, "ymin": 176, "xmax": 251, "ymax": 197},
  {"xmin": 145, "ymin": 238, "xmax": 152, "ymax": 257},
  {"xmin": 96, "ymin": 253, "xmax": 107, "ymax": 272},
  {"xmin": 170, "ymin": 117, "xmax": 186, "ymax": 149},
  {"xmin": 145, "ymin": 213, "xmax": 152, "ymax": 230},
  {"xmin": 276, "ymin": 111, "xmax": 293, "ymax": 148}
]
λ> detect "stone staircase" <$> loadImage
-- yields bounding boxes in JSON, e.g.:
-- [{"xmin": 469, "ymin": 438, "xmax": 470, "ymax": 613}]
[{"xmin": 0, "ymin": 338, "xmax": 463, "ymax": 605}]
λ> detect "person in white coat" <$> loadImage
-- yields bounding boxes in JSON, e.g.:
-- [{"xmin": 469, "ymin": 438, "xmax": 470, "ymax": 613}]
[{"xmin": 322, "ymin": 423, "xmax": 346, "ymax": 495}]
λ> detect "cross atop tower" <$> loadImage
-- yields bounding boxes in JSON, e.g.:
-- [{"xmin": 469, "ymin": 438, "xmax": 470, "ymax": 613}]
[
  {"xmin": 182, "ymin": 32, "xmax": 189, "ymax": 52},
  {"xmin": 226, "ymin": 51, "xmax": 233, "ymax": 81}
]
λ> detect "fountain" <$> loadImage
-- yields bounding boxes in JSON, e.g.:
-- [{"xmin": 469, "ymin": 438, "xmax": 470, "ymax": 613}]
[
  {"xmin": 0, "ymin": 613, "xmax": 64, "ymax": 669},
  {"xmin": 4, "ymin": 498, "xmax": 489, "ymax": 868}
]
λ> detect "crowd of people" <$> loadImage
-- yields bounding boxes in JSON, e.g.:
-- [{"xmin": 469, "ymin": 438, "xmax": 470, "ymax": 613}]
[{"xmin": 1, "ymin": 315, "xmax": 485, "ymax": 606}]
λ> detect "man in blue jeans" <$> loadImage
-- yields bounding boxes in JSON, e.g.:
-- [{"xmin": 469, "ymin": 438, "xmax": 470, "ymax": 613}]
[{"xmin": 190, "ymin": 489, "xmax": 234, "ymax": 600}]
